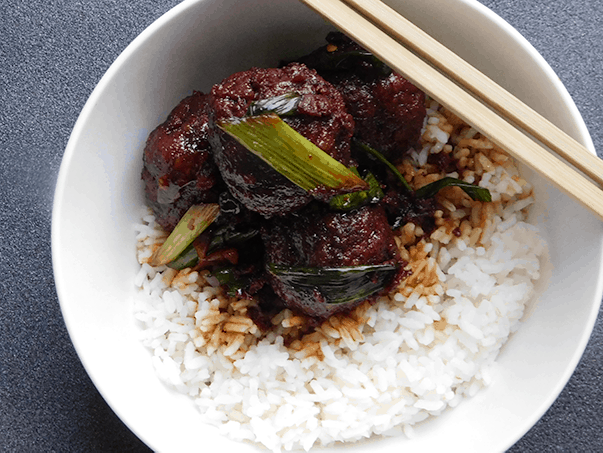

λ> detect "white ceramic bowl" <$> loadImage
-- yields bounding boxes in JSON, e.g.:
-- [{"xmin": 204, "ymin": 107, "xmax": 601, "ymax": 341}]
[{"xmin": 52, "ymin": 0, "xmax": 603, "ymax": 451}]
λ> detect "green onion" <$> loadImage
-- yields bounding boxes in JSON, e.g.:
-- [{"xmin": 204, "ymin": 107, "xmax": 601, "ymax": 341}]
[
  {"xmin": 150, "ymin": 204, "xmax": 220, "ymax": 266},
  {"xmin": 268, "ymin": 263, "xmax": 397, "ymax": 305},
  {"xmin": 211, "ymin": 267, "xmax": 253, "ymax": 297},
  {"xmin": 167, "ymin": 243, "xmax": 199, "ymax": 270},
  {"xmin": 415, "ymin": 177, "xmax": 492, "ymax": 202},
  {"xmin": 207, "ymin": 224, "xmax": 260, "ymax": 255},
  {"xmin": 353, "ymin": 140, "xmax": 413, "ymax": 192},
  {"xmin": 329, "ymin": 170, "xmax": 384, "ymax": 211},
  {"xmin": 218, "ymin": 113, "xmax": 368, "ymax": 197},
  {"xmin": 354, "ymin": 140, "xmax": 491, "ymax": 202}
]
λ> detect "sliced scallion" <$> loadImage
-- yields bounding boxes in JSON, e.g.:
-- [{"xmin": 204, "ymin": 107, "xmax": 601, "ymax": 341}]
[
  {"xmin": 211, "ymin": 267, "xmax": 253, "ymax": 297},
  {"xmin": 328, "ymin": 170, "xmax": 384, "ymax": 211},
  {"xmin": 207, "ymin": 224, "xmax": 260, "ymax": 255},
  {"xmin": 150, "ymin": 203, "xmax": 220, "ymax": 266},
  {"xmin": 353, "ymin": 140, "xmax": 413, "ymax": 192},
  {"xmin": 268, "ymin": 262, "xmax": 397, "ymax": 305},
  {"xmin": 218, "ymin": 113, "xmax": 368, "ymax": 196},
  {"xmin": 415, "ymin": 177, "xmax": 492, "ymax": 202},
  {"xmin": 354, "ymin": 140, "xmax": 491, "ymax": 202},
  {"xmin": 167, "ymin": 243, "xmax": 199, "ymax": 270}
]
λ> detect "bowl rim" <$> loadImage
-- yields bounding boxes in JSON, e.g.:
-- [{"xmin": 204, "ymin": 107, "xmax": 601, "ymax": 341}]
[{"xmin": 51, "ymin": 0, "xmax": 603, "ymax": 451}]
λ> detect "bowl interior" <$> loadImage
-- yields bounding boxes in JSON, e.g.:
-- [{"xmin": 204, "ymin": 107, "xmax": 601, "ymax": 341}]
[{"xmin": 52, "ymin": 0, "xmax": 603, "ymax": 452}]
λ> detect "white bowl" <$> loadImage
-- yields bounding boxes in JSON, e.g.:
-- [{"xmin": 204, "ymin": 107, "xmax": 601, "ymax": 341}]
[{"xmin": 52, "ymin": 0, "xmax": 603, "ymax": 451}]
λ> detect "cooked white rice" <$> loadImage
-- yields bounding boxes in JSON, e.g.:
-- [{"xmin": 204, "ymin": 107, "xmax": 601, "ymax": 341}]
[{"xmin": 133, "ymin": 100, "xmax": 547, "ymax": 452}]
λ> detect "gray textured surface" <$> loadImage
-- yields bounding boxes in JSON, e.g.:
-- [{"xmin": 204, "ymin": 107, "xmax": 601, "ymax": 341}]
[{"xmin": 0, "ymin": 0, "xmax": 601, "ymax": 451}]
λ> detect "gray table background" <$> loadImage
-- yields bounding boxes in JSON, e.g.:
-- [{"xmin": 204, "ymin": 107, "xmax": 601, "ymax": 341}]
[{"xmin": 1, "ymin": 0, "xmax": 601, "ymax": 451}]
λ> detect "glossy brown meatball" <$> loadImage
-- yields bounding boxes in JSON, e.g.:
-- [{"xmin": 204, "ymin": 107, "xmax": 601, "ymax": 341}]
[
  {"xmin": 263, "ymin": 204, "xmax": 401, "ymax": 321},
  {"xmin": 297, "ymin": 32, "xmax": 426, "ymax": 161},
  {"xmin": 208, "ymin": 63, "xmax": 355, "ymax": 217},
  {"xmin": 142, "ymin": 91, "xmax": 220, "ymax": 231}
]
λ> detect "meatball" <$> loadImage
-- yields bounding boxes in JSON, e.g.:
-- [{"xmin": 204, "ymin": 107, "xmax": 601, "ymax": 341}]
[
  {"xmin": 298, "ymin": 32, "xmax": 426, "ymax": 161},
  {"xmin": 263, "ymin": 204, "xmax": 402, "ymax": 321},
  {"xmin": 142, "ymin": 91, "xmax": 220, "ymax": 231},
  {"xmin": 208, "ymin": 63, "xmax": 355, "ymax": 217}
]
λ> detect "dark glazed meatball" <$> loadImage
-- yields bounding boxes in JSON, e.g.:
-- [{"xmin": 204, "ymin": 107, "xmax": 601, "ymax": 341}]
[
  {"xmin": 208, "ymin": 63, "xmax": 355, "ymax": 217},
  {"xmin": 297, "ymin": 32, "xmax": 426, "ymax": 161},
  {"xmin": 142, "ymin": 91, "xmax": 220, "ymax": 231},
  {"xmin": 263, "ymin": 205, "xmax": 402, "ymax": 321}
]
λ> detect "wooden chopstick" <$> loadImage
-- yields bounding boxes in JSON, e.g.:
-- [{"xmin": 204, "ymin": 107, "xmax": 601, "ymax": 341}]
[
  {"xmin": 343, "ymin": 0, "xmax": 603, "ymax": 188},
  {"xmin": 299, "ymin": 0, "xmax": 603, "ymax": 220}
]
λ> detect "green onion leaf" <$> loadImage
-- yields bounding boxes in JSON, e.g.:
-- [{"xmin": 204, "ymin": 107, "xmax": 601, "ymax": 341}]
[
  {"xmin": 150, "ymin": 204, "xmax": 220, "ymax": 266},
  {"xmin": 211, "ymin": 267, "xmax": 253, "ymax": 297},
  {"xmin": 268, "ymin": 263, "xmax": 397, "ymax": 305},
  {"xmin": 415, "ymin": 177, "xmax": 492, "ymax": 202},
  {"xmin": 353, "ymin": 140, "xmax": 413, "ymax": 192},
  {"xmin": 167, "ymin": 243, "xmax": 199, "ymax": 270},
  {"xmin": 329, "ymin": 170, "xmax": 384, "ymax": 211},
  {"xmin": 206, "ymin": 224, "xmax": 260, "ymax": 255},
  {"xmin": 247, "ymin": 93, "xmax": 302, "ymax": 117},
  {"xmin": 218, "ymin": 113, "xmax": 368, "ymax": 197},
  {"xmin": 354, "ymin": 140, "xmax": 491, "ymax": 202}
]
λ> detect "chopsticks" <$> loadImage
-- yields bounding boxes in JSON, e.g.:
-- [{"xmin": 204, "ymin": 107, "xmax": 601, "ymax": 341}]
[{"xmin": 299, "ymin": 0, "xmax": 603, "ymax": 220}]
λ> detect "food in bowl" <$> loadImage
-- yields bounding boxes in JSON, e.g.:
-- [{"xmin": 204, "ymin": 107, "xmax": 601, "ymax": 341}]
[{"xmin": 133, "ymin": 33, "xmax": 546, "ymax": 451}]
